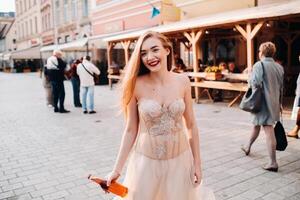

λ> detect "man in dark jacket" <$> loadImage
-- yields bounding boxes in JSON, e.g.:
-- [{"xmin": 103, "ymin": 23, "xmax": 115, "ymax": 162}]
[{"xmin": 46, "ymin": 50, "xmax": 70, "ymax": 113}]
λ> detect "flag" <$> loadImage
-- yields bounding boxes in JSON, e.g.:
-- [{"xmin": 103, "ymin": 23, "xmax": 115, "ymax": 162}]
[{"xmin": 151, "ymin": 6, "xmax": 160, "ymax": 18}]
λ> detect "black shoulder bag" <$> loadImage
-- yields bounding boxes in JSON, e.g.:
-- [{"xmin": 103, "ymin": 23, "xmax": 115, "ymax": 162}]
[
  {"xmin": 239, "ymin": 62, "xmax": 265, "ymax": 113},
  {"xmin": 275, "ymin": 83, "xmax": 288, "ymax": 151},
  {"xmin": 81, "ymin": 63, "xmax": 99, "ymax": 84}
]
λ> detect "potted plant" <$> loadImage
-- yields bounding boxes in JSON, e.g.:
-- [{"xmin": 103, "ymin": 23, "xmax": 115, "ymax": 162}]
[{"xmin": 204, "ymin": 66, "xmax": 223, "ymax": 80}]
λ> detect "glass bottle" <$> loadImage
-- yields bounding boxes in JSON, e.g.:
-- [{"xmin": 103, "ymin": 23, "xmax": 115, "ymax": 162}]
[{"xmin": 88, "ymin": 174, "xmax": 128, "ymax": 197}]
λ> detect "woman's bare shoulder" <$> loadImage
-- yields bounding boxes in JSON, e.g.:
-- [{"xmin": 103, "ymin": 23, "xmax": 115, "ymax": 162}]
[
  {"xmin": 171, "ymin": 72, "xmax": 190, "ymax": 87},
  {"xmin": 135, "ymin": 75, "xmax": 149, "ymax": 96}
]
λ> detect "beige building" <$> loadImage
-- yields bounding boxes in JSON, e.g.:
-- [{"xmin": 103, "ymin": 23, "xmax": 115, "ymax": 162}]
[
  {"xmin": 41, "ymin": 0, "xmax": 55, "ymax": 46},
  {"xmin": 15, "ymin": 0, "xmax": 42, "ymax": 51},
  {"xmin": 48, "ymin": 0, "xmax": 93, "ymax": 63}
]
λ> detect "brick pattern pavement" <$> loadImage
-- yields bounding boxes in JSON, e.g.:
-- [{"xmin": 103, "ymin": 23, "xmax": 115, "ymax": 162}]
[{"xmin": 0, "ymin": 72, "xmax": 300, "ymax": 200}]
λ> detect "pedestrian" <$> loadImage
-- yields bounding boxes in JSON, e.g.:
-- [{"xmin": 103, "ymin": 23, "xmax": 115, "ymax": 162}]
[
  {"xmin": 46, "ymin": 49, "xmax": 70, "ymax": 113},
  {"xmin": 288, "ymin": 55, "xmax": 300, "ymax": 138},
  {"xmin": 241, "ymin": 42, "xmax": 284, "ymax": 172},
  {"xmin": 77, "ymin": 55, "xmax": 100, "ymax": 114},
  {"xmin": 105, "ymin": 31, "xmax": 215, "ymax": 199},
  {"xmin": 70, "ymin": 59, "xmax": 82, "ymax": 107},
  {"xmin": 42, "ymin": 64, "xmax": 53, "ymax": 107}
]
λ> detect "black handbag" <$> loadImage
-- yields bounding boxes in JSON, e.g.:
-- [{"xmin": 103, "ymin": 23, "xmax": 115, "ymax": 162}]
[
  {"xmin": 275, "ymin": 121, "xmax": 287, "ymax": 151},
  {"xmin": 239, "ymin": 62, "xmax": 265, "ymax": 113}
]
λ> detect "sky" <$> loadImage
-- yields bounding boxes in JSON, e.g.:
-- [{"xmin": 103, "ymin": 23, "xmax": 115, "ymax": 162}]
[{"xmin": 0, "ymin": 0, "xmax": 15, "ymax": 12}]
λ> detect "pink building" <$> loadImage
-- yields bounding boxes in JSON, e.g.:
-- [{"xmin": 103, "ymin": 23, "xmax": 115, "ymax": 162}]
[{"xmin": 92, "ymin": 0, "xmax": 165, "ymax": 36}]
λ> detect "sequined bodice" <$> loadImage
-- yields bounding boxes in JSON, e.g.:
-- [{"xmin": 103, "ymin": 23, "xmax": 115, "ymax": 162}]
[{"xmin": 135, "ymin": 98, "xmax": 189, "ymax": 160}]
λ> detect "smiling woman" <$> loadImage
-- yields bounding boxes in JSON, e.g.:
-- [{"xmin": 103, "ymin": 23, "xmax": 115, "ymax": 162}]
[{"xmin": 102, "ymin": 31, "xmax": 215, "ymax": 200}]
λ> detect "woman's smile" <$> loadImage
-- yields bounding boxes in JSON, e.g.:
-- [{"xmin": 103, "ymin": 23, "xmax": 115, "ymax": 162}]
[{"xmin": 147, "ymin": 59, "xmax": 160, "ymax": 67}]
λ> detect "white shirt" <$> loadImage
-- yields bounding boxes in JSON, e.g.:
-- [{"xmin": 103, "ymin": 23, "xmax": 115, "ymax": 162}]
[
  {"xmin": 46, "ymin": 56, "xmax": 59, "ymax": 70},
  {"xmin": 77, "ymin": 60, "xmax": 100, "ymax": 87}
]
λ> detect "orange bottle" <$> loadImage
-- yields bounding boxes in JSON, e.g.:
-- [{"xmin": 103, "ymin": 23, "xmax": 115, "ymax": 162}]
[{"xmin": 88, "ymin": 174, "xmax": 128, "ymax": 198}]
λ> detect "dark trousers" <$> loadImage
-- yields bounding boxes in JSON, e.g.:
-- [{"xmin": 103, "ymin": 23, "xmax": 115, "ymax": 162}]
[
  {"xmin": 50, "ymin": 81, "xmax": 65, "ymax": 111},
  {"xmin": 71, "ymin": 77, "xmax": 81, "ymax": 106}
]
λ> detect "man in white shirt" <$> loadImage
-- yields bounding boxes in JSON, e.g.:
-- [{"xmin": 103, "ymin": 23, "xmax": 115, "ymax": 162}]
[
  {"xmin": 46, "ymin": 49, "xmax": 70, "ymax": 113},
  {"xmin": 77, "ymin": 56, "xmax": 100, "ymax": 114}
]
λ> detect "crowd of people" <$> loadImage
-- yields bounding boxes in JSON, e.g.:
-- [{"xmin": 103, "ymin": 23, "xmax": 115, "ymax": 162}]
[{"xmin": 43, "ymin": 50, "xmax": 100, "ymax": 114}]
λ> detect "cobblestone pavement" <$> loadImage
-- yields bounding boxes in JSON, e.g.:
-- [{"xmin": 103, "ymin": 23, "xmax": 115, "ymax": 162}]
[{"xmin": 1, "ymin": 72, "xmax": 300, "ymax": 200}]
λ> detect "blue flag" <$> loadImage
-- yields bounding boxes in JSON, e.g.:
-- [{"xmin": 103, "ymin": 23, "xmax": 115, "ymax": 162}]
[{"xmin": 151, "ymin": 7, "xmax": 160, "ymax": 18}]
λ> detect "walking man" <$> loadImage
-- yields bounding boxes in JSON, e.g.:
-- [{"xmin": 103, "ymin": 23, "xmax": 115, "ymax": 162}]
[
  {"xmin": 46, "ymin": 50, "xmax": 70, "ymax": 113},
  {"xmin": 77, "ymin": 56, "xmax": 100, "ymax": 114}
]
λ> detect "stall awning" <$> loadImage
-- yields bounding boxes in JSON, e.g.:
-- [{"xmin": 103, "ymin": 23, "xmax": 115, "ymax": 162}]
[
  {"xmin": 59, "ymin": 38, "xmax": 88, "ymax": 51},
  {"xmin": 3, "ymin": 53, "xmax": 11, "ymax": 60},
  {"xmin": 40, "ymin": 44, "xmax": 59, "ymax": 52},
  {"xmin": 104, "ymin": 0, "xmax": 300, "ymax": 42},
  {"xmin": 11, "ymin": 46, "xmax": 41, "ymax": 59}
]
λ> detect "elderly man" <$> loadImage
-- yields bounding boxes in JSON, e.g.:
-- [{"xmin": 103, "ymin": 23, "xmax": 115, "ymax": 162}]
[{"xmin": 46, "ymin": 50, "xmax": 70, "ymax": 113}]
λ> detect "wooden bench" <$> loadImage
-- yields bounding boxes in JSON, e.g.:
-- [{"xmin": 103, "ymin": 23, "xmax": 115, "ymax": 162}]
[
  {"xmin": 108, "ymin": 74, "xmax": 122, "ymax": 89},
  {"xmin": 107, "ymin": 69, "xmax": 123, "ymax": 89},
  {"xmin": 186, "ymin": 72, "xmax": 248, "ymax": 107}
]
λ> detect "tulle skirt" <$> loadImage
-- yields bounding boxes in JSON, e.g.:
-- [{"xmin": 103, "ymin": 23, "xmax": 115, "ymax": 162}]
[
  {"xmin": 291, "ymin": 95, "xmax": 300, "ymax": 120},
  {"xmin": 115, "ymin": 149, "xmax": 215, "ymax": 200}
]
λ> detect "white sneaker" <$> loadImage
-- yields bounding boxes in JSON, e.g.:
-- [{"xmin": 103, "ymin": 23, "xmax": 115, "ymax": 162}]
[{"xmin": 47, "ymin": 104, "xmax": 53, "ymax": 108}]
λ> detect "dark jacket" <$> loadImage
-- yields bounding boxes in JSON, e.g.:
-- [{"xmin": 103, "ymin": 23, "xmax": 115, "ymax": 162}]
[{"xmin": 46, "ymin": 58, "xmax": 67, "ymax": 82}]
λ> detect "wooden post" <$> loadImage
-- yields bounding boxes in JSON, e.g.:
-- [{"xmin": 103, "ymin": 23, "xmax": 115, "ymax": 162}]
[
  {"xmin": 235, "ymin": 21, "xmax": 264, "ymax": 72},
  {"xmin": 184, "ymin": 30, "xmax": 203, "ymax": 103},
  {"xmin": 282, "ymin": 34, "xmax": 299, "ymax": 70},
  {"xmin": 107, "ymin": 42, "xmax": 116, "ymax": 68},
  {"xmin": 107, "ymin": 42, "xmax": 116, "ymax": 89},
  {"xmin": 121, "ymin": 40, "xmax": 131, "ymax": 65}
]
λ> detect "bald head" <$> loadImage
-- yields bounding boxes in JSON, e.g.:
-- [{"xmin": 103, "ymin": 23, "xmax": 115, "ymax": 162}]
[{"xmin": 53, "ymin": 49, "xmax": 63, "ymax": 58}]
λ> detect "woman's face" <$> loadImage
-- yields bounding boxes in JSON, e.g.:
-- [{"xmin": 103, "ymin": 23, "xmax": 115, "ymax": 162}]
[{"xmin": 140, "ymin": 37, "xmax": 170, "ymax": 73}]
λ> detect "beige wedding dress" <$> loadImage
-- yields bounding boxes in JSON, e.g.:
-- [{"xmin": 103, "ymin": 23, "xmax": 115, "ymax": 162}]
[{"xmin": 116, "ymin": 98, "xmax": 215, "ymax": 200}]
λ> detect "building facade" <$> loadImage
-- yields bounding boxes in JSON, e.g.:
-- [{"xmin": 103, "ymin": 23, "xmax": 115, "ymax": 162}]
[
  {"xmin": 41, "ymin": 0, "xmax": 55, "ymax": 46},
  {"xmin": 15, "ymin": 0, "xmax": 42, "ymax": 50},
  {"xmin": 50, "ymin": 0, "xmax": 93, "ymax": 63}
]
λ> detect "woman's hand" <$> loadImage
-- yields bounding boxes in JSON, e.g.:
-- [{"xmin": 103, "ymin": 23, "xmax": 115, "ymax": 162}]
[
  {"xmin": 192, "ymin": 162, "xmax": 202, "ymax": 187},
  {"xmin": 106, "ymin": 170, "xmax": 120, "ymax": 186}
]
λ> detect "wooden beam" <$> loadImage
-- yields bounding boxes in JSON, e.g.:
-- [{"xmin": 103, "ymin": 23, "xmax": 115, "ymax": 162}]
[
  {"xmin": 107, "ymin": 42, "xmax": 116, "ymax": 69},
  {"xmin": 250, "ymin": 21, "xmax": 264, "ymax": 39},
  {"xmin": 183, "ymin": 30, "xmax": 203, "ymax": 103},
  {"xmin": 246, "ymin": 23, "xmax": 253, "ymax": 72},
  {"xmin": 235, "ymin": 25, "xmax": 247, "ymax": 39},
  {"xmin": 121, "ymin": 40, "xmax": 131, "ymax": 64}
]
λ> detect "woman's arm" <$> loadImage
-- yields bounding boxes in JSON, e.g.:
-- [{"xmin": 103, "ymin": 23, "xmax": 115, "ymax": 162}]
[
  {"xmin": 182, "ymin": 76, "xmax": 202, "ymax": 186},
  {"xmin": 107, "ymin": 95, "xmax": 139, "ymax": 185}
]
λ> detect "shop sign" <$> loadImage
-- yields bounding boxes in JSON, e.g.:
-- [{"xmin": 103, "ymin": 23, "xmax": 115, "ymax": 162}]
[
  {"xmin": 104, "ymin": 20, "xmax": 124, "ymax": 33},
  {"xmin": 30, "ymin": 38, "xmax": 40, "ymax": 47}
]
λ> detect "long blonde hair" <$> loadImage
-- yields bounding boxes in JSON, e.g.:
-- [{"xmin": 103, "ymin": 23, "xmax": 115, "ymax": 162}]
[{"xmin": 121, "ymin": 31, "xmax": 173, "ymax": 116}]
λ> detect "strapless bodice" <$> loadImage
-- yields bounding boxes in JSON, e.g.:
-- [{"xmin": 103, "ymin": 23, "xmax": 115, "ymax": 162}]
[{"xmin": 135, "ymin": 98, "xmax": 189, "ymax": 160}]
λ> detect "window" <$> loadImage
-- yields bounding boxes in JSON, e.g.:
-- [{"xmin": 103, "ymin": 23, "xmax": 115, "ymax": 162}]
[
  {"xmin": 35, "ymin": 16, "xmax": 38, "ymax": 33},
  {"xmin": 48, "ymin": 13, "xmax": 51, "ymax": 29},
  {"xmin": 24, "ymin": 0, "xmax": 27, "ymax": 11},
  {"xmin": 25, "ymin": 21, "xmax": 28, "ymax": 36},
  {"xmin": 58, "ymin": 37, "xmax": 62, "ymax": 44},
  {"xmin": 82, "ymin": 0, "xmax": 88, "ymax": 17},
  {"xmin": 22, "ymin": 23, "xmax": 24, "ymax": 38},
  {"xmin": 71, "ymin": 0, "xmax": 77, "ymax": 20},
  {"xmin": 65, "ymin": 35, "xmax": 71, "ymax": 43},
  {"xmin": 20, "ymin": 1, "xmax": 23, "ymax": 14},
  {"xmin": 64, "ymin": 0, "xmax": 68, "ymax": 22},
  {"xmin": 30, "ymin": 19, "xmax": 33, "ymax": 34},
  {"xmin": 55, "ymin": 0, "xmax": 60, "ymax": 25}
]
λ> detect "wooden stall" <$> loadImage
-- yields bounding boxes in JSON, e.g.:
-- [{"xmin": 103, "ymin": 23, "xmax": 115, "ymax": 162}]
[{"xmin": 103, "ymin": 1, "xmax": 300, "ymax": 103}]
